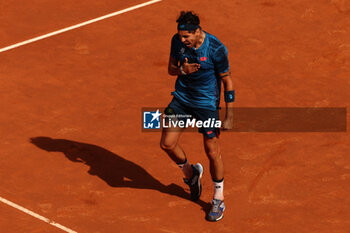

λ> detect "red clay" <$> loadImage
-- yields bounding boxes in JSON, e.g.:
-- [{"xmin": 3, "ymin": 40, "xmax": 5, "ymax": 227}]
[{"xmin": 0, "ymin": 0, "xmax": 349, "ymax": 232}]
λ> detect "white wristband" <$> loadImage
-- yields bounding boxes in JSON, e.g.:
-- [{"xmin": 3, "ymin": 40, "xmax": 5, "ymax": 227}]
[{"xmin": 179, "ymin": 66, "xmax": 187, "ymax": 75}]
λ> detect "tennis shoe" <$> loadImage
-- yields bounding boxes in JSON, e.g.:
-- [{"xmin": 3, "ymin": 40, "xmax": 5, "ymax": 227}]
[
  {"xmin": 206, "ymin": 199, "xmax": 225, "ymax": 222},
  {"xmin": 183, "ymin": 163, "xmax": 203, "ymax": 201}
]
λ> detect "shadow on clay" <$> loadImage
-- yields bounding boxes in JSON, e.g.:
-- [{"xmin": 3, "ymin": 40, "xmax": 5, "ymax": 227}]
[{"xmin": 30, "ymin": 136, "xmax": 210, "ymax": 213}]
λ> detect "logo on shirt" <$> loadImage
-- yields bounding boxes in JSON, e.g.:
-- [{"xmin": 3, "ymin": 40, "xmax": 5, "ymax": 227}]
[
  {"xmin": 143, "ymin": 109, "xmax": 161, "ymax": 129},
  {"xmin": 200, "ymin": 57, "xmax": 207, "ymax": 61},
  {"xmin": 180, "ymin": 48, "xmax": 185, "ymax": 55}
]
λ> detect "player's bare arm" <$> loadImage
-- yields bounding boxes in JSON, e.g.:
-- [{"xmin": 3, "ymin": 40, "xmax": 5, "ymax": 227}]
[
  {"xmin": 220, "ymin": 71, "xmax": 234, "ymax": 130},
  {"xmin": 168, "ymin": 57, "xmax": 200, "ymax": 76}
]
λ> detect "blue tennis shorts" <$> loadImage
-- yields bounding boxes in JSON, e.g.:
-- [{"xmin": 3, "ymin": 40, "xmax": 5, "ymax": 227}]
[{"xmin": 166, "ymin": 97, "xmax": 220, "ymax": 138}]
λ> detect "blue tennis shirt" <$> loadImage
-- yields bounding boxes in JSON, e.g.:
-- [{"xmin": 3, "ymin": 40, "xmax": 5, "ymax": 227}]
[{"xmin": 170, "ymin": 31, "xmax": 229, "ymax": 110}]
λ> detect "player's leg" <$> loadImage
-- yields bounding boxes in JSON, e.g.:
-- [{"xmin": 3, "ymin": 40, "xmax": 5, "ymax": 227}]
[
  {"xmin": 160, "ymin": 128, "xmax": 203, "ymax": 201},
  {"xmin": 160, "ymin": 127, "xmax": 193, "ymax": 179},
  {"xmin": 203, "ymin": 135, "xmax": 225, "ymax": 221},
  {"xmin": 193, "ymin": 107, "xmax": 225, "ymax": 221},
  {"xmin": 203, "ymin": 135, "xmax": 224, "ymax": 200},
  {"xmin": 160, "ymin": 98, "xmax": 203, "ymax": 201},
  {"xmin": 194, "ymin": 108, "xmax": 224, "ymax": 198}
]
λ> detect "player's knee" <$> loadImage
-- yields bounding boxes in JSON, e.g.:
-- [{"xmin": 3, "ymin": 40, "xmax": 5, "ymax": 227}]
[
  {"xmin": 160, "ymin": 140, "xmax": 177, "ymax": 152},
  {"xmin": 206, "ymin": 149, "xmax": 221, "ymax": 161},
  {"xmin": 204, "ymin": 138, "xmax": 221, "ymax": 161}
]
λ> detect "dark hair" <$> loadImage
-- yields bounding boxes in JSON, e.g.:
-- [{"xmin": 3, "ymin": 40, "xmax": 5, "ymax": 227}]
[{"xmin": 176, "ymin": 11, "xmax": 200, "ymax": 26}]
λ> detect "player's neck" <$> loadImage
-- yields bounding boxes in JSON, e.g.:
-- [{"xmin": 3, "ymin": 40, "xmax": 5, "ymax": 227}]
[{"xmin": 194, "ymin": 31, "xmax": 205, "ymax": 49}]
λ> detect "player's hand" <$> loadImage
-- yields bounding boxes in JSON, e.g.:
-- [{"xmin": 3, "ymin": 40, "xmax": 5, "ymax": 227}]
[
  {"xmin": 182, "ymin": 58, "xmax": 200, "ymax": 74},
  {"xmin": 221, "ymin": 116, "xmax": 233, "ymax": 130}
]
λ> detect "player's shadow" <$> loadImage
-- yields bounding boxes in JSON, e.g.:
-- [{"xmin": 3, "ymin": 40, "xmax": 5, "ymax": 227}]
[{"xmin": 30, "ymin": 137, "xmax": 210, "ymax": 212}]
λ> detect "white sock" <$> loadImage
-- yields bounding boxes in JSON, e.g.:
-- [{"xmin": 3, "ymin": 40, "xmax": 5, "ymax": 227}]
[
  {"xmin": 177, "ymin": 159, "xmax": 192, "ymax": 179},
  {"xmin": 213, "ymin": 179, "xmax": 224, "ymax": 200}
]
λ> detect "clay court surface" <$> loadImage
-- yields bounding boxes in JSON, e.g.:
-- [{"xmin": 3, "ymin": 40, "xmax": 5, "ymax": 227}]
[{"xmin": 1, "ymin": 0, "xmax": 350, "ymax": 232}]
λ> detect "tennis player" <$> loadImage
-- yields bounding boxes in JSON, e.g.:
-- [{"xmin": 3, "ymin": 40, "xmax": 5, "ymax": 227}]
[{"xmin": 160, "ymin": 11, "xmax": 234, "ymax": 221}]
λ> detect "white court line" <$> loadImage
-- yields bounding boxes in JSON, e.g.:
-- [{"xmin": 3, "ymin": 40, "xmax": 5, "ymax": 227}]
[
  {"xmin": 0, "ymin": 0, "xmax": 162, "ymax": 53},
  {"xmin": 0, "ymin": 196, "xmax": 77, "ymax": 233}
]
